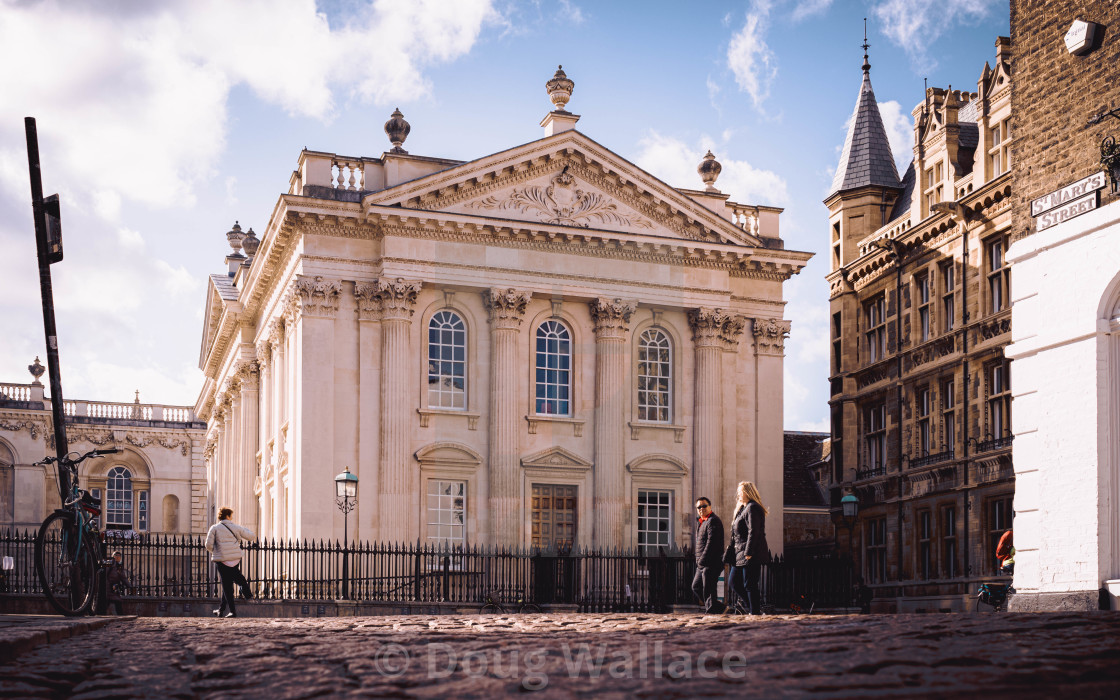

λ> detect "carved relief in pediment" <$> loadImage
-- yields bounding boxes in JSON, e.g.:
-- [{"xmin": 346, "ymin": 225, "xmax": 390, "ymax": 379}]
[{"xmin": 462, "ymin": 167, "xmax": 654, "ymax": 231}]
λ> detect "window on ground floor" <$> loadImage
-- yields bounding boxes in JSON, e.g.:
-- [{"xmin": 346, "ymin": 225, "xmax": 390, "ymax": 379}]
[
  {"xmin": 866, "ymin": 517, "xmax": 887, "ymax": 584},
  {"xmin": 637, "ymin": 490, "xmax": 672, "ymax": 555},
  {"xmin": 917, "ymin": 510, "xmax": 932, "ymax": 580},
  {"xmin": 941, "ymin": 505, "xmax": 958, "ymax": 578},
  {"xmin": 987, "ymin": 496, "xmax": 1013, "ymax": 574},
  {"xmin": 427, "ymin": 480, "xmax": 466, "ymax": 546}
]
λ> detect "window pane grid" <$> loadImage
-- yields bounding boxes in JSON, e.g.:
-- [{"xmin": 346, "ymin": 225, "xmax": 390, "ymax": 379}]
[
  {"xmin": 637, "ymin": 490, "xmax": 672, "ymax": 554},
  {"xmin": 637, "ymin": 329, "xmax": 672, "ymax": 422},
  {"xmin": 535, "ymin": 320, "xmax": 572, "ymax": 415},
  {"xmin": 427, "ymin": 480, "xmax": 466, "ymax": 545},
  {"xmin": 427, "ymin": 311, "xmax": 467, "ymax": 410},
  {"xmin": 106, "ymin": 466, "xmax": 133, "ymax": 528}
]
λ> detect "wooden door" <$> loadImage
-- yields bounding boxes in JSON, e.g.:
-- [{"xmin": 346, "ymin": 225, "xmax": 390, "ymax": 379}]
[{"xmin": 530, "ymin": 484, "xmax": 577, "ymax": 551}]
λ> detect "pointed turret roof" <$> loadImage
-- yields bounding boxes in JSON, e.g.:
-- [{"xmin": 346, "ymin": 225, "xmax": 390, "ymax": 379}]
[{"xmin": 828, "ymin": 43, "xmax": 901, "ymax": 198}]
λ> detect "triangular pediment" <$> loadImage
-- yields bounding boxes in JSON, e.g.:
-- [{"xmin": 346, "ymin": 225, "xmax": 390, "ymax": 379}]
[
  {"xmin": 364, "ymin": 130, "xmax": 762, "ymax": 247},
  {"xmin": 521, "ymin": 446, "xmax": 592, "ymax": 471}
]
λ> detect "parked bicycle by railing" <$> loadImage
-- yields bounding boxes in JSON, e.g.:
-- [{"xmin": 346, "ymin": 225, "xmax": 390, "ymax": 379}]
[
  {"xmin": 32, "ymin": 447, "xmax": 121, "ymax": 615},
  {"xmin": 478, "ymin": 589, "xmax": 541, "ymax": 614}
]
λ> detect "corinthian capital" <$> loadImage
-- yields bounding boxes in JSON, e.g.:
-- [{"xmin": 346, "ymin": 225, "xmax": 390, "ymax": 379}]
[
  {"xmin": 687, "ymin": 308, "xmax": 729, "ymax": 347},
  {"xmin": 752, "ymin": 317, "xmax": 791, "ymax": 356},
  {"xmin": 484, "ymin": 288, "xmax": 532, "ymax": 330},
  {"xmin": 376, "ymin": 277, "xmax": 422, "ymax": 321},
  {"xmin": 590, "ymin": 298, "xmax": 637, "ymax": 339},
  {"xmin": 354, "ymin": 281, "xmax": 382, "ymax": 321},
  {"xmin": 294, "ymin": 275, "xmax": 343, "ymax": 318}
]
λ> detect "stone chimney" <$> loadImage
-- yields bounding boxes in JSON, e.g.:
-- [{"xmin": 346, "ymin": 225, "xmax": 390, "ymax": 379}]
[{"xmin": 541, "ymin": 65, "xmax": 580, "ymax": 137}]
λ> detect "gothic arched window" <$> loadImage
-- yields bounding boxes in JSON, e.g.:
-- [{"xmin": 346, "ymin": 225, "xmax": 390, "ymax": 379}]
[
  {"xmin": 106, "ymin": 466, "xmax": 133, "ymax": 530},
  {"xmin": 637, "ymin": 328, "xmax": 672, "ymax": 423},
  {"xmin": 535, "ymin": 320, "xmax": 572, "ymax": 415},
  {"xmin": 428, "ymin": 310, "xmax": 467, "ymax": 409}
]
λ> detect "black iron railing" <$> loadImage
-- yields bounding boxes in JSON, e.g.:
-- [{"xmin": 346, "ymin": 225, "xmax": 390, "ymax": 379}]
[
  {"xmin": 0, "ymin": 530, "xmax": 854, "ymax": 611},
  {"xmin": 975, "ymin": 435, "xmax": 1014, "ymax": 453},
  {"xmin": 910, "ymin": 450, "xmax": 954, "ymax": 469}
]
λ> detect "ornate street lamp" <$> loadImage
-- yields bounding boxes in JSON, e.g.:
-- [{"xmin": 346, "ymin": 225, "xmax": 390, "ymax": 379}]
[
  {"xmin": 334, "ymin": 466, "xmax": 358, "ymax": 600},
  {"xmin": 840, "ymin": 491, "xmax": 860, "ymax": 607}
]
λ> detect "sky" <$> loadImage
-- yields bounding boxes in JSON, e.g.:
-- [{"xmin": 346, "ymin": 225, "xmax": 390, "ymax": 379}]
[{"xmin": 0, "ymin": 0, "xmax": 1010, "ymax": 432}]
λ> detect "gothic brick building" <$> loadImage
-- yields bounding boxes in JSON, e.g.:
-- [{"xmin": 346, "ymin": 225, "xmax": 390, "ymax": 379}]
[{"xmin": 824, "ymin": 40, "xmax": 1014, "ymax": 611}]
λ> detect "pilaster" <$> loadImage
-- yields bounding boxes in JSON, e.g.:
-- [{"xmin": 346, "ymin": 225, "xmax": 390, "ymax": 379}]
[
  {"xmin": 484, "ymin": 287, "xmax": 532, "ymax": 545},
  {"xmin": 590, "ymin": 297, "xmax": 637, "ymax": 547},
  {"xmin": 376, "ymin": 277, "xmax": 422, "ymax": 543},
  {"xmin": 354, "ymin": 282, "xmax": 383, "ymax": 542}
]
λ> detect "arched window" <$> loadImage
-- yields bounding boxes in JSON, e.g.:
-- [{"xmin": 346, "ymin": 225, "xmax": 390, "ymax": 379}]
[
  {"xmin": 535, "ymin": 320, "xmax": 571, "ymax": 415},
  {"xmin": 428, "ymin": 310, "xmax": 467, "ymax": 409},
  {"xmin": 106, "ymin": 466, "xmax": 133, "ymax": 530},
  {"xmin": 637, "ymin": 328, "xmax": 672, "ymax": 423}
]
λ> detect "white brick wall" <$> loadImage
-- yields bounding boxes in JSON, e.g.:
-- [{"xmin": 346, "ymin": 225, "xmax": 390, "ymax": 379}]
[{"xmin": 1006, "ymin": 199, "xmax": 1120, "ymax": 599}]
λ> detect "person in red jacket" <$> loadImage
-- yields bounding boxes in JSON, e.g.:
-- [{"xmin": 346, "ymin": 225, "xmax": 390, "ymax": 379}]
[{"xmin": 996, "ymin": 529, "xmax": 1014, "ymax": 574}]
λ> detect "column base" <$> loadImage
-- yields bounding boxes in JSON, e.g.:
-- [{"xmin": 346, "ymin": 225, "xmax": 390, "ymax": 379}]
[{"xmin": 1007, "ymin": 588, "xmax": 1107, "ymax": 612}]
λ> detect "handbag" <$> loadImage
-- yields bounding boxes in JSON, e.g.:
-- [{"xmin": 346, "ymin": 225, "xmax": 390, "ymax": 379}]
[{"xmin": 722, "ymin": 544, "xmax": 736, "ymax": 566}]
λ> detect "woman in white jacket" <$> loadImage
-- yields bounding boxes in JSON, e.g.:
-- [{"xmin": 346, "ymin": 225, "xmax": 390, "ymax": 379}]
[{"xmin": 205, "ymin": 507, "xmax": 255, "ymax": 617}]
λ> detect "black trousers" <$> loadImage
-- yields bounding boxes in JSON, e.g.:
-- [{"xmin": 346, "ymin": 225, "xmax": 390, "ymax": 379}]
[
  {"xmin": 216, "ymin": 562, "xmax": 249, "ymax": 616},
  {"xmin": 730, "ymin": 558, "xmax": 763, "ymax": 614},
  {"xmin": 692, "ymin": 563, "xmax": 723, "ymax": 612}
]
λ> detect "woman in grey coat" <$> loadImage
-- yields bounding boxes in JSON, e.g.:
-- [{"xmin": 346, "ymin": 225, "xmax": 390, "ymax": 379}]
[
  {"xmin": 728, "ymin": 481, "xmax": 771, "ymax": 615},
  {"xmin": 205, "ymin": 507, "xmax": 255, "ymax": 618}
]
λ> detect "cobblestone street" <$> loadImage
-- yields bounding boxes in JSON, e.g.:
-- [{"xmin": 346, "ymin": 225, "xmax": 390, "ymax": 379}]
[{"xmin": 1, "ymin": 611, "xmax": 1119, "ymax": 698}]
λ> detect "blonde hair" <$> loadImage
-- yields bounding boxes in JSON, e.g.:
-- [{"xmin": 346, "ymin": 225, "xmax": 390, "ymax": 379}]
[
  {"xmin": 218, "ymin": 507, "xmax": 233, "ymax": 521},
  {"xmin": 733, "ymin": 481, "xmax": 769, "ymax": 516}
]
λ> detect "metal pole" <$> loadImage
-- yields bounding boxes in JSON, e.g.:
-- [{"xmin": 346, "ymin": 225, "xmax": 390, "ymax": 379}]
[
  {"xmin": 342, "ymin": 502, "xmax": 350, "ymax": 600},
  {"xmin": 24, "ymin": 117, "xmax": 70, "ymax": 498}
]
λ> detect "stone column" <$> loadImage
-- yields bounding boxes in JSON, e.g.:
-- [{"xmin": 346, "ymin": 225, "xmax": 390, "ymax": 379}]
[
  {"xmin": 270, "ymin": 322, "xmax": 285, "ymax": 541},
  {"xmin": 256, "ymin": 337, "xmax": 272, "ymax": 540},
  {"xmin": 484, "ymin": 288, "xmax": 532, "ymax": 546},
  {"xmin": 236, "ymin": 360, "xmax": 260, "ymax": 535},
  {"xmin": 354, "ymin": 282, "xmax": 382, "ymax": 542},
  {"xmin": 687, "ymin": 309, "xmax": 733, "ymax": 507},
  {"xmin": 590, "ymin": 298, "xmax": 637, "ymax": 548},
  {"xmin": 376, "ymin": 278, "xmax": 422, "ymax": 544},
  {"xmin": 752, "ymin": 317, "xmax": 791, "ymax": 549}
]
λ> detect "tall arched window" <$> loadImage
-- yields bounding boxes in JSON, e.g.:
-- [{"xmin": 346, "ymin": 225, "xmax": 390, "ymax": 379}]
[
  {"xmin": 428, "ymin": 310, "xmax": 467, "ymax": 409},
  {"xmin": 637, "ymin": 328, "xmax": 672, "ymax": 422},
  {"xmin": 106, "ymin": 466, "xmax": 133, "ymax": 530},
  {"xmin": 535, "ymin": 320, "xmax": 572, "ymax": 415}
]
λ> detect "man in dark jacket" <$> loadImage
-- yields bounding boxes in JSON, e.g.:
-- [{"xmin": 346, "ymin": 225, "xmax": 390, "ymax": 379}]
[{"xmin": 692, "ymin": 497, "xmax": 726, "ymax": 613}]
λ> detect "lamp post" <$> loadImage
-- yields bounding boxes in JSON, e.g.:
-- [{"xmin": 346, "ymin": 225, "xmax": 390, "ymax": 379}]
[
  {"xmin": 334, "ymin": 466, "xmax": 358, "ymax": 600},
  {"xmin": 840, "ymin": 491, "xmax": 860, "ymax": 608}
]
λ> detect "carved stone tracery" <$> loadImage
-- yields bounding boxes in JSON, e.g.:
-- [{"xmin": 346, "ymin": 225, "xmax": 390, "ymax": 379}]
[
  {"xmin": 752, "ymin": 317, "xmax": 792, "ymax": 356},
  {"xmin": 589, "ymin": 298, "xmax": 637, "ymax": 339},
  {"xmin": 294, "ymin": 275, "xmax": 342, "ymax": 318},
  {"xmin": 484, "ymin": 288, "xmax": 532, "ymax": 329}
]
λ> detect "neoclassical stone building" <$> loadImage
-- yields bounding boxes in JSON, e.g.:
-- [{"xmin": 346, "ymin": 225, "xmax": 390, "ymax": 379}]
[
  {"xmin": 1, "ymin": 362, "xmax": 207, "ymax": 533},
  {"xmin": 824, "ymin": 40, "xmax": 1014, "ymax": 611},
  {"xmin": 197, "ymin": 69, "xmax": 811, "ymax": 549}
]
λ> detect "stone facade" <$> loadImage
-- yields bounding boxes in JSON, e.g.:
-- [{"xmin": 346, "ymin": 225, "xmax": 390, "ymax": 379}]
[
  {"xmin": 1005, "ymin": 1, "xmax": 1120, "ymax": 611},
  {"xmin": 0, "ymin": 377, "xmax": 207, "ymax": 534},
  {"xmin": 824, "ymin": 41, "xmax": 1015, "ymax": 611},
  {"xmin": 196, "ymin": 72, "xmax": 811, "ymax": 550}
]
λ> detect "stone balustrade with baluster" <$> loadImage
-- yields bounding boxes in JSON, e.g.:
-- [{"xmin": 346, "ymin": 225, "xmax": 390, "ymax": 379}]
[{"xmin": 0, "ymin": 382, "xmax": 197, "ymax": 424}]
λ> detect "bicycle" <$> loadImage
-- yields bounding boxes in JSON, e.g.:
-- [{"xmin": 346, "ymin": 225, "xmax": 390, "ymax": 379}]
[
  {"xmin": 478, "ymin": 590, "xmax": 542, "ymax": 614},
  {"xmin": 974, "ymin": 581, "xmax": 1012, "ymax": 612},
  {"xmin": 33, "ymin": 447, "xmax": 121, "ymax": 616}
]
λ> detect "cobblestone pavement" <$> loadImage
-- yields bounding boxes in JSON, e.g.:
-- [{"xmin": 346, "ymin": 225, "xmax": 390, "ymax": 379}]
[{"xmin": 1, "ymin": 611, "xmax": 1119, "ymax": 698}]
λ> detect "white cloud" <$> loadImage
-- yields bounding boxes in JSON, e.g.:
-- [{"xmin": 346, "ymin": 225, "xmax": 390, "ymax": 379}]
[
  {"xmin": 225, "ymin": 176, "xmax": 239, "ymax": 207},
  {"xmin": 557, "ymin": 0, "xmax": 584, "ymax": 24},
  {"xmin": 117, "ymin": 227, "xmax": 145, "ymax": 251},
  {"xmin": 878, "ymin": 100, "xmax": 915, "ymax": 175},
  {"xmin": 634, "ymin": 131, "xmax": 788, "ymax": 207},
  {"xmin": 872, "ymin": 0, "xmax": 1001, "ymax": 71},
  {"xmin": 0, "ymin": 0, "xmax": 499, "ymax": 211},
  {"xmin": 792, "ymin": 0, "xmax": 833, "ymax": 22},
  {"xmin": 727, "ymin": 2, "xmax": 777, "ymax": 108}
]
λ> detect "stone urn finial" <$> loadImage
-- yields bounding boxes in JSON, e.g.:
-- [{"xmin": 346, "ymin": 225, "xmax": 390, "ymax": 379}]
[
  {"xmin": 384, "ymin": 108, "xmax": 410, "ymax": 154},
  {"xmin": 698, "ymin": 150, "xmax": 722, "ymax": 192},
  {"xmin": 546, "ymin": 65, "xmax": 574, "ymax": 112},
  {"xmin": 242, "ymin": 227, "xmax": 260, "ymax": 257},
  {"xmin": 226, "ymin": 221, "xmax": 245, "ymax": 254},
  {"xmin": 28, "ymin": 356, "xmax": 45, "ymax": 385}
]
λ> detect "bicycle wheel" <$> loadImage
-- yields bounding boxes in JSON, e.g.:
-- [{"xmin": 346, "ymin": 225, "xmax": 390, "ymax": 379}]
[
  {"xmin": 35, "ymin": 511, "xmax": 98, "ymax": 616},
  {"xmin": 519, "ymin": 603, "xmax": 542, "ymax": 614},
  {"xmin": 479, "ymin": 603, "xmax": 504, "ymax": 615},
  {"xmin": 974, "ymin": 594, "xmax": 1000, "ymax": 613}
]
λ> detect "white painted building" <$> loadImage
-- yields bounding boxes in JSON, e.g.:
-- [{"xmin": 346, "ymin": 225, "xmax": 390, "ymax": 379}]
[{"xmin": 196, "ymin": 69, "xmax": 812, "ymax": 550}]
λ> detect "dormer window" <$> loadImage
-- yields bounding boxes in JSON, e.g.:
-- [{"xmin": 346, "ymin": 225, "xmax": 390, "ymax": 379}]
[
  {"xmin": 924, "ymin": 161, "xmax": 944, "ymax": 218},
  {"xmin": 989, "ymin": 120, "xmax": 1011, "ymax": 177}
]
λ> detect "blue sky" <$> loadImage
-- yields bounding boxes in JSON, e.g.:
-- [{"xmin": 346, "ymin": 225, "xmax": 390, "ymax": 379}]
[{"xmin": 0, "ymin": 0, "xmax": 1009, "ymax": 431}]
